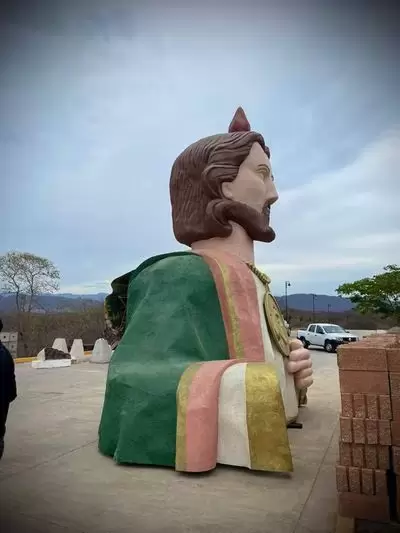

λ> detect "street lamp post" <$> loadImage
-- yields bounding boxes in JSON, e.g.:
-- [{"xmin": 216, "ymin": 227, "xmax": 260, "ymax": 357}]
[
  {"xmin": 284, "ymin": 281, "xmax": 291, "ymax": 322},
  {"xmin": 312, "ymin": 294, "xmax": 317, "ymax": 322}
]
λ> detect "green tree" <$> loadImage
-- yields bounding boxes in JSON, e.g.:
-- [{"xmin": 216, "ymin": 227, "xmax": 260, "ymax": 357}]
[
  {"xmin": 0, "ymin": 251, "xmax": 60, "ymax": 355},
  {"xmin": 336, "ymin": 265, "xmax": 400, "ymax": 325}
]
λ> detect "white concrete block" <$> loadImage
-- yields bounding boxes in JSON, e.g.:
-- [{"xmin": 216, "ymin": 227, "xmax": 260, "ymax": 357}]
[
  {"xmin": 37, "ymin": 348, "xmax": 45, "ymax": 361},
  {"xmin": 52, "ymin": 338, "xmax": 68, "ymax": 353},
  {"xmin": 70, "ymin": 339, "xmax": 85, "ymax": 362},
  {"xmin": 32, "ymin": 359, "xmax": 72, "ymax": 369},
  {"xmin": 90, "ymin": 338, "xmax": 112, "ymax": 364}
]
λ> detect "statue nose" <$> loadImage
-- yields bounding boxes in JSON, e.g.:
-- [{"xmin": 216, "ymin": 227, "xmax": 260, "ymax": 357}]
[
  {"xmin": 268, "ymin": 188, "xmax": 279, "ymax": 206},
  {"xmin": 269, "ymin": 180, "xmax": 279, "ymax": 204}
]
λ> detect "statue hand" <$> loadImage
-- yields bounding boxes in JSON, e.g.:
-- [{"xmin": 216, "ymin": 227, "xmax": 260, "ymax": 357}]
[{"xmin": 287, "ymin": 339, "xmax": 313, "ymax": 389}]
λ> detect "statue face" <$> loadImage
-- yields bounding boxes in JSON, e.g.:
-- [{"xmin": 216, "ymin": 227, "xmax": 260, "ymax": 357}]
[{"xmin": 221, "ymin": 142, "xmax": 278, "ymax": 223}]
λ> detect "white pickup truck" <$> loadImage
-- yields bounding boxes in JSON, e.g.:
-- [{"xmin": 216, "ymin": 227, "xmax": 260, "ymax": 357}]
[{"xmin": 297, "ymin": 323, "xmax": 359, "ymax": 353}]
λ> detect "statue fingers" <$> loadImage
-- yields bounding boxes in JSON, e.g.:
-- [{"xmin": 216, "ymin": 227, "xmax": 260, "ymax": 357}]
[
  {"xmin": 289, "ymin": 347, "xmax": 310, "ymax": 362},
  {"xmin": 295, "ymin": 368, "xmax": 313, "ymax": 389},
  {"xmin": 297, "ymin": 376, "xmax": 314, "ymax": 389},
  {"xmin": 289, "ymin": 339, "xmax": 303, "ymax": 351},
  {"xmin": 296, "ymin": 367, "xmax": 313, "ymax": 379},
  {"xmin": 287, "ymin": 358, "xmax": 312, "ymax": 374}
]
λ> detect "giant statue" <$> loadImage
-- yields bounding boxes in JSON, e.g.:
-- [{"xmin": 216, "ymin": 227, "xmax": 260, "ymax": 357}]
[{"xmin": 98, "ymin": 108, "xmax": 313, "ymax": 474}]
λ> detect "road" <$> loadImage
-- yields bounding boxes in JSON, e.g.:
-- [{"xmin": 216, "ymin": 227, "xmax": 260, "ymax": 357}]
[
  {"xmin": 0, "ymin": 349, "xmax": 340, "ymax": 533},
  {"xmin": 309, "ymin": 347, "xmax": 337, "ymax": 370}
]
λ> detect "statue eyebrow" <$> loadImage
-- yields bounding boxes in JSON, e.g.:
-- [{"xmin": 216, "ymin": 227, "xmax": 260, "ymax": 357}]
[{"xmin": 256, "ymin": 164, "xmax": 271, "ymax": 174}]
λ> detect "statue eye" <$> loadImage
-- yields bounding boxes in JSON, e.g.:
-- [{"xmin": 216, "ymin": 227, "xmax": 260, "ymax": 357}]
[
  {"xmin": 257, "ymin": 166, "xmax": 273, "ymax": 181},
  {"xmin": 264, "ymin": 170, "xmax": 273, "ymax": 181}
]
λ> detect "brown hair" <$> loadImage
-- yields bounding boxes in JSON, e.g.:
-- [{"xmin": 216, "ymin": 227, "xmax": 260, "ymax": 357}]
[{"xmin": 169, "ymin": 130, "xmax": 275, "ymax": 246}]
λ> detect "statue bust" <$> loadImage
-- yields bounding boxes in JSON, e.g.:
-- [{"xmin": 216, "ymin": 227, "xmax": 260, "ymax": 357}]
[{"xmin": 99, "ymin": 107, "xmax": 313, "ymax": 473}]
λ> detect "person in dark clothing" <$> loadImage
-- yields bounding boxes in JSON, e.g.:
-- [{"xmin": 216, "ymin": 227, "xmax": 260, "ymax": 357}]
[{"xmin": 0, "ymin": 319, "xmax": 17, "ymax": 459}]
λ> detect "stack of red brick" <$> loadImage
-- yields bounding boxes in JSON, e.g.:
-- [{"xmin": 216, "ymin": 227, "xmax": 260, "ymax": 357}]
[{"xmin": 336, "ymin": 333, "xmax": 400, "ymax": 523}]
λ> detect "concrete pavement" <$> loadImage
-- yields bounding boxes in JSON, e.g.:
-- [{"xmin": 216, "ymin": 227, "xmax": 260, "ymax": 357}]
[{"xmin": 0, "ymin": 349, "xmax": 341, "ymax": 533}]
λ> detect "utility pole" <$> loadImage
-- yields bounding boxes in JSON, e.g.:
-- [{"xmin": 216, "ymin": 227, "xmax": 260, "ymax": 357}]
[
  {"xmin": 327, "ymin": 303, "xmax": 331, "ymax": 318},
  {"xmin": 284, "ymin": 281, "xmax": 291, "ymax": 322},
  {"xmin": 312, "ymin": 294, "xmax": 317, "ymax": 322}
]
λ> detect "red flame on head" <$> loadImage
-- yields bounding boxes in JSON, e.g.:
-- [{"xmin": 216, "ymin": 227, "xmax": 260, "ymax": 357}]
[{"xmin": 228, "ymin": 107, "xmax": 251, "ymax": 133}]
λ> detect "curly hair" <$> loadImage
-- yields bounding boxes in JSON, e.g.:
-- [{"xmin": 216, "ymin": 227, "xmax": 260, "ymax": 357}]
[{"xmin": 170, "ymin": 130, "xmax": 275, "ymax": 245}]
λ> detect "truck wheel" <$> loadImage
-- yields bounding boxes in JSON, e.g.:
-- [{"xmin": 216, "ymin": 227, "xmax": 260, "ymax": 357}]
[
  {"xmin": 324, "ymin": 341, "xmax": 335, "ymax": 353},
  {"xmin": 300, "ymin": 337, "xmax": 309, "ymax": 349}
]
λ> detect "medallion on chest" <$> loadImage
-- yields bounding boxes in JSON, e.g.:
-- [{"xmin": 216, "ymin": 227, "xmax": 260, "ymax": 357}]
[{"xmin": 247, "ymin": 263, "xmax": 290, "ymax": 358}]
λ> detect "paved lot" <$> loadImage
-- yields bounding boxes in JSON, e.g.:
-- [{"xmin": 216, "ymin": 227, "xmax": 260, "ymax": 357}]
[{"xmin": 0, "ymin": 350, "xmax": 340, "ymax": 533}]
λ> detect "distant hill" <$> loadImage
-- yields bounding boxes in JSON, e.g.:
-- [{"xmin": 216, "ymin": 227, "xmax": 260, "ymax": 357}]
[
  {"xmin": 58, "ymin": 292, "xmax": 108, "ymax": 302},
  {"xmin": 275, "ymin": 293, "xmax": 353, "ymax": 313},
  {"xmin": 0, "ymin": 293, "xmax": 103, "ymax": 313},
  {"xmin": 0, "ymin": 291, "xmax": 353, "ymax": 313}
]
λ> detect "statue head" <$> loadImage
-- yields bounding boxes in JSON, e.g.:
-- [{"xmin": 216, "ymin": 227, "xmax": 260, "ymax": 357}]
[{"xmin": 170, "ymin": 107, "xmax": 279, "ymax": 246}]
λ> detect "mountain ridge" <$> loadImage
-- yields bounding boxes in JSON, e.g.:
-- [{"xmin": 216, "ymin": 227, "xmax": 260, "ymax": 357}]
[{"xmin": 0, "ymin": 292, "xmax": 353, "ymax": 313}]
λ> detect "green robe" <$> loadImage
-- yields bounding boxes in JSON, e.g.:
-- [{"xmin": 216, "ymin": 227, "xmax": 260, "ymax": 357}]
[{"xmin": 98, "ymin": 252, "xmax": 230, "ymax": 466}]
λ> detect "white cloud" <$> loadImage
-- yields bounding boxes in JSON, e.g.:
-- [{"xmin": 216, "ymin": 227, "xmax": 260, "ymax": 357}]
[
  {"xmin": 258, "ymin": 129, "xmax": 400, "ymax": 293},
  {"xmin": 2, "ymin": 5, "xmax": 399, "ymax": 297},
  {"xmin": 59, "ymin": 281, "xmax": 112, "ymax": 294},
  {"xmin": 58, "ymin": 130, "xmax": 400, "ymax": 296}
]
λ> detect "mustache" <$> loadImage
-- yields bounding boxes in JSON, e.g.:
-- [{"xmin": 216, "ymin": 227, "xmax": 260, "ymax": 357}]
[
  {"xmin": 209, "ymin": 199, "xmax": 276, "ymax": 244},
  {"xmin": 263, "ymin": 203, "xmax": 272, "ymax": 221}
]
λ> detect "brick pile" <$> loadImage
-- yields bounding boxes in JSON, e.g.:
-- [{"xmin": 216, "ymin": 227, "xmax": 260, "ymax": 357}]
[{"xmin": 336, "ymin": 333, "xmax": 400, "ymax": 523}]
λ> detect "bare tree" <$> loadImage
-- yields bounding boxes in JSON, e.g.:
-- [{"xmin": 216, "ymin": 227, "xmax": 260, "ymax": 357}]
[{"xmin": 0, "ymin": 251, "xmax": 60, "ymax": 356}]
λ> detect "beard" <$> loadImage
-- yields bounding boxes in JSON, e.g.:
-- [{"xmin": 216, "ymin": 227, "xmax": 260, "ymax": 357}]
[{"xmin": 207, "ymin": 199, "xmax": 276, "ymax": 243}]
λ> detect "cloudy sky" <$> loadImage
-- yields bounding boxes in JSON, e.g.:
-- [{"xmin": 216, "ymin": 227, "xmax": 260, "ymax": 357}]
[{"xmin": 1, "ymin": 0, "xmax": 399, "ymax": 296}]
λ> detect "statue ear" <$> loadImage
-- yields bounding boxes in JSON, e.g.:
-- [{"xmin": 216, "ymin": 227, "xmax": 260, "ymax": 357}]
[
  {"xmin": 221, "ymin": 181, "xmax": 234, "ymax": 200},
  {"xmin": 228, "ymin": 107, "xmax": 251, "ymax": 133}
]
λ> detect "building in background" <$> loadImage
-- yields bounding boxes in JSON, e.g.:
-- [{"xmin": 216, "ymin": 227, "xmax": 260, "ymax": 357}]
[{"xmin": 0, "ymin": 332, "xmax": 18, "ymax": 359}]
